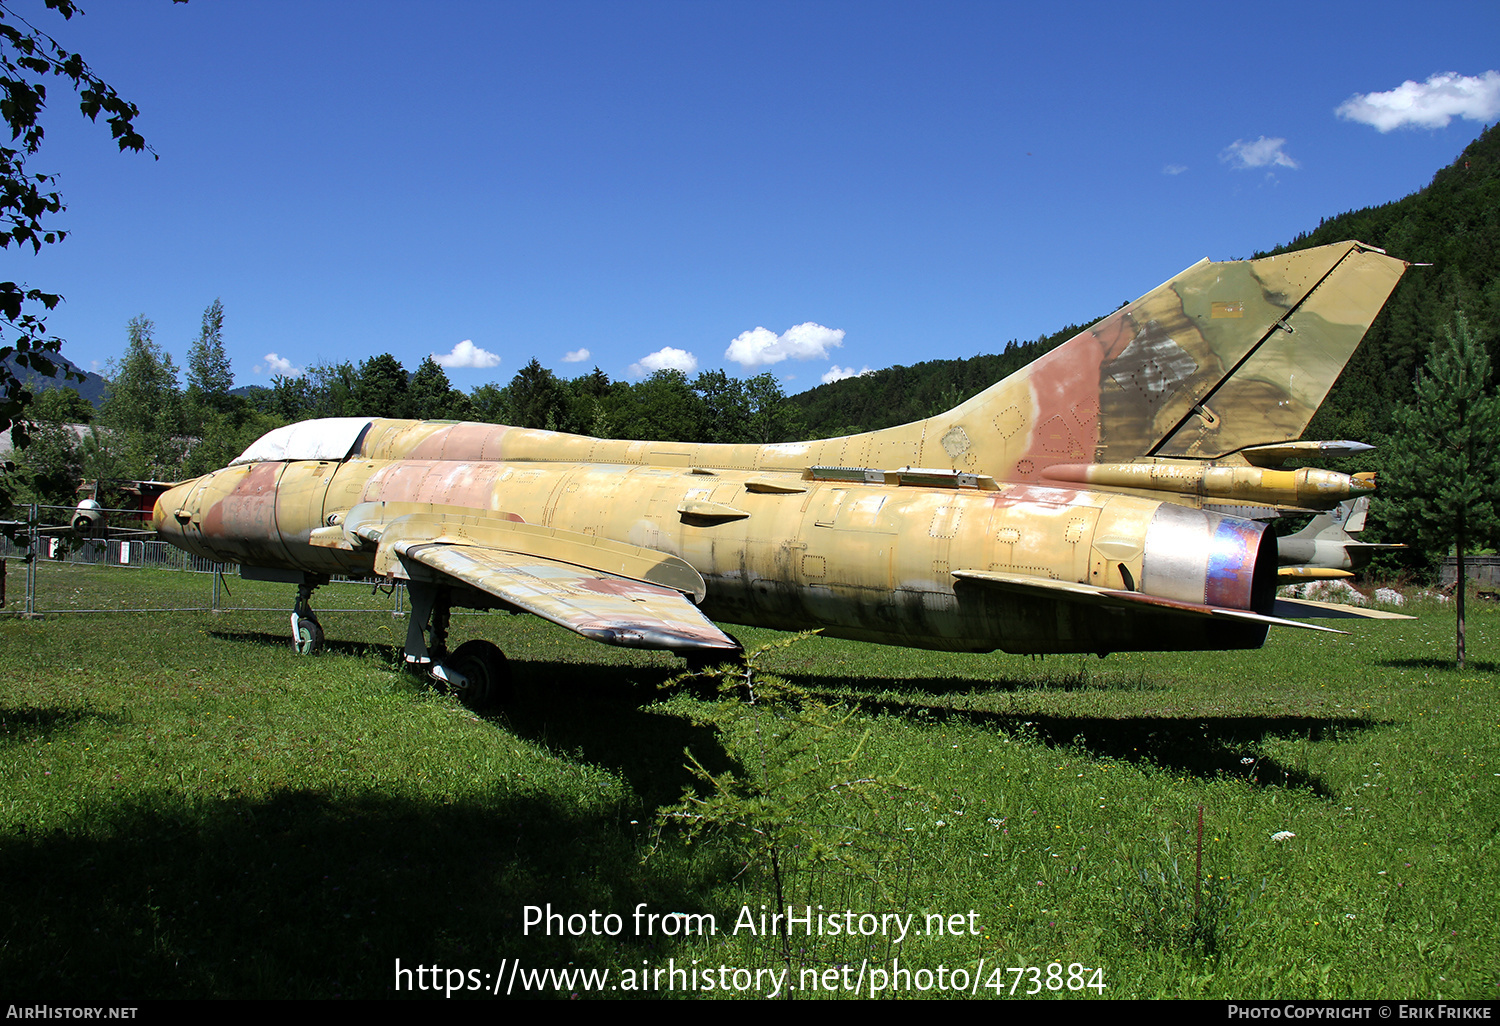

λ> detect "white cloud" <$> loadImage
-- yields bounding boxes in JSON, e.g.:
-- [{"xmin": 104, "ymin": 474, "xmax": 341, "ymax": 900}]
[
  {"xmin": 821, "ymin": 364, "xmax": 874, "ymax": 384},
  {"xmin": 628, "ymin": 346, "xmax": 698, "ymax": 378},
  {"xmin": 725, "ymin": 321, "xmax": 845, "ymax": 370},
  {"xmin": 1337, "ymin": 71, "xmax": 1500, "ymax": 132},
  {"xmin": 1163, "ymin": 163, "xmax": 1188, "ymax": 175},
  {"xmin": 1220, "ymin": 136, "xmax": 1299, "ymax": 170},
  {"xmin": 562, "ymin": 348, "xmax": 591, "ymax": 363},
  {"xmin": 258, "ymin": 352, "xmax": 304, "ymax": 378},
  {"xmin": 432, "ymin": 339, "xmax": 501, "ymax": 369}
]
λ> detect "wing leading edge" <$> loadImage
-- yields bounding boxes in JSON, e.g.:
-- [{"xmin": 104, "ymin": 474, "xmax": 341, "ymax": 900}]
[
  {"xmin": 400, "ymin": 542, "xmax": 740, "ymax": 652},
  {"xmin": 319, "ymin": 502, "xmax": 740, "ymax": 653}
]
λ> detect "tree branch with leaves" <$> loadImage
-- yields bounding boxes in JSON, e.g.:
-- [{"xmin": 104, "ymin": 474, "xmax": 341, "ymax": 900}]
[{"xmin": 0, "ymin": 0, "xmax": 161, "ymax": 462}]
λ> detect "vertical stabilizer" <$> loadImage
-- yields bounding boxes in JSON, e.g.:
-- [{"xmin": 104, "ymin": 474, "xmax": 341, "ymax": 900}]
[{"xmin": 903, "ymin": 242, "xmax": 1407, "ymax": 480}]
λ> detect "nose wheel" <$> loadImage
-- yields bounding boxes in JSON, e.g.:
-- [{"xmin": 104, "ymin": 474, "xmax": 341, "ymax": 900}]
[{"xmin": 291, "ymin": 582, "xmax": 324, "ymax": 655}]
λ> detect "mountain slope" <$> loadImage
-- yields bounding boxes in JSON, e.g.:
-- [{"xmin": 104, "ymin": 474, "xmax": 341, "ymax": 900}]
[{"xmin": 792, "ymin": 124, "xmax": 1499, "ymax": 442}]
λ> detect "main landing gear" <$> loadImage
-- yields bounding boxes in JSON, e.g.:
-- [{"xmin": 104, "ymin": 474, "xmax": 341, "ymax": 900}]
[
  {"xmin": 284, "ymin": 574, "xmax": 509, "ymax": 711},
  {"xmin": 403, "ymin": 581, "xmax": 510, "ymax": 711}
]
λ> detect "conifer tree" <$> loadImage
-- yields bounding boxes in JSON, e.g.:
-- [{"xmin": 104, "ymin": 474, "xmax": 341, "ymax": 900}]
[
  {"xmin": 1381, "ymin": 311, "xmax": 1500, "ymax": 668},
  {"xmin": 351, "ymin": 353, "xmax": 411, "ymax": 418}
]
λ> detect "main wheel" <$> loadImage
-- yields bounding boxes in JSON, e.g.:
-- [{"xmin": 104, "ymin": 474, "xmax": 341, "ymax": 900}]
[
  {"xmin": 450, "ymin": 639, "xmax": 510, "ymax": 710},
  {"xmin": 295, "ymin": 618, "xmax": 324, "ymax": 656}
]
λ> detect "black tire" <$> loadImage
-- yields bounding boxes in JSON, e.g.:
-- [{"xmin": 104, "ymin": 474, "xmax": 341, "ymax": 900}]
[
  {"xmin": 450, "ymin": 639, "xmax": 510, "ymax": 710},
  {"xmin": 295, "ymin": 619, "xmax": 324, "ymax": 656}
]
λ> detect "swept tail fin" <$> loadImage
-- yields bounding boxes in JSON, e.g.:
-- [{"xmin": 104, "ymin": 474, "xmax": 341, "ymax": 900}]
[
  {"xmin": 911, "ymin": 241, "xmax": 1407, "ymax": 480},
  {"xmin": 445, "ymin": 242, "xmax": 1406, "ymax": 484}
]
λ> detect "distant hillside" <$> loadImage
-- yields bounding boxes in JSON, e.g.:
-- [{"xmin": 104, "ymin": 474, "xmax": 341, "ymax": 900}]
[
  {"xmin": 1262, "ymin": 123, "xmax": 1500, "ymax": 442},
  {"xmin": 789, "ymin": 318, "xmax": 1107, "ymax": 437},
  {"xmin": 7, "ymin": 351, "xmax": 264, "ymax": 412},
  {"xmin": 793, "ymin": 124, "xmax": 1499, "ymax": 441},
  {"xmin": 2, "ymin": 351, "xmax": 107, "ymax": 408}
]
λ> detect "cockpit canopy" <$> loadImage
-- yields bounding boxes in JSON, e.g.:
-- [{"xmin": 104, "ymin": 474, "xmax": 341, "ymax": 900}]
[{"xmin": 231, "ymin": 418, "xmax": 372, "ymax": 465}]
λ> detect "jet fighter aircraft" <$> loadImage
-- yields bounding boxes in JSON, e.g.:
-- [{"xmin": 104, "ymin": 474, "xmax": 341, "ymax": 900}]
[
  {"xmin": 154, "ymin": 241, "xmax": 1408, "ymax": 707},
  {"xmin": 1277, "ymin": 496, "xmax": 1405, "ymax": 580}
]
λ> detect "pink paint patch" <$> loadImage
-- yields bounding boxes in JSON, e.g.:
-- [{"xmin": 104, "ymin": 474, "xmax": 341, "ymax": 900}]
[
  {"xmin": 579, "ymin": 577, "xmax": 675, "ymax": 598},
  {"xmin": 1014, "ymin": 318, "xmax": 1111, "ymax": 477},
  {"xmin": 407, "ymin": 422, "xmax": 512, "ymax": 461}
]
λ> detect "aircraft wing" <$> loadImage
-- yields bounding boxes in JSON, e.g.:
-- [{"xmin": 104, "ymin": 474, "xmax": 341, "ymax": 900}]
[
  {"xmin": 952, "ymin": 569, "xmax": 1413, "ymax": 624},
  {"xmin": 398, "ymin": 542, "xmax": 740, "ymax": 651},
  {"xmin": 1272, "ymin": 598, "xmax": 1414, "ymax": 621},
  {"xmin": 326, "ymin": 503, "xmax": 740, "ymax": 653}
]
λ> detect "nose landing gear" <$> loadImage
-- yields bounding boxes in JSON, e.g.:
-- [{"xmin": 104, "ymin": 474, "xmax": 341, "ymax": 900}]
[{"xmin": 291, "ymin": 581, "xmax": 324, "ymax": 655}]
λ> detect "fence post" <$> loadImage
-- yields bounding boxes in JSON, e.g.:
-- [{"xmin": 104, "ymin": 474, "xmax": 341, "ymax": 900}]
[
  {"xmin": 22, "ymin": 503, "xmax": 42, "ymax": 620},
  {"xmin": 213, "ymin": 566, "xmax": 222, "ymax": 611}
]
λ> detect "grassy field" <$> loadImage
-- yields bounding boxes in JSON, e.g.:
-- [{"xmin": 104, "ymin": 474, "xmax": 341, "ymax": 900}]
[{"xmin": 1, "ymin": 565, "xmax": 1496, "ymax": 1000}]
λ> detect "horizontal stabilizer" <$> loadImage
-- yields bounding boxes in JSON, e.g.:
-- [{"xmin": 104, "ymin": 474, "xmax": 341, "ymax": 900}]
[
  {"xmin": 1240, "ymin": 440, "xmax": 1375, "ymax": 467},
  {"xmin": 951, "ymin": 569, "xmax": 1344, "ymax": 634},
  {"xmin": 1273, "ymin": 598, "xmax": 1413, "ymax": 621}
]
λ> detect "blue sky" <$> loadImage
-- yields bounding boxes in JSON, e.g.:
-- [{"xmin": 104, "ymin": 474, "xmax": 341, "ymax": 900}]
[{"xmin": 5, "ymin": 0, "xmax": 1498, "ymax": 395}]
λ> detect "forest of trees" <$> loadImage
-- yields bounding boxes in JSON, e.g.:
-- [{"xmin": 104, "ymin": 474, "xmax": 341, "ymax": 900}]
[
  {"xmin": 792, "ymin": 124, "xmax": 1500, "ymax": 446},
  {"xmin": 1264, "ymin": 124, "xmax": 1500, "ymax": 573},
  {"xmin": 258, "ymin": 355, "xmax": 804, "ymax": 448},
  {"xmin": 4, "ymin": 319, "xmax": 808, "ymax": 507}
]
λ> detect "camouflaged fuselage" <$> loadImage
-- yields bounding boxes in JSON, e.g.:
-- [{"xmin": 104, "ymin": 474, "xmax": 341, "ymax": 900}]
[
  {"xmin": 155, "ymin": 241, "xmax": 1407, "ymax": 656},
  {"xmin": 160, "ymin": 421, "xmax": 1275, "ymax": 653}
]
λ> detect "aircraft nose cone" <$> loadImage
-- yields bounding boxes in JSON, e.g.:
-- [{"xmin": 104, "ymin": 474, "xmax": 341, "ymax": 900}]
[{"xmin": 153, "ymin": 480, "xmax": 195, "ymax": 538}]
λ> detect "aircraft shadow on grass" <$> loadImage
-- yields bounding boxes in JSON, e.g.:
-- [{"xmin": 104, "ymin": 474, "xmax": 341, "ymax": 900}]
[
  {"xmin": 1378, "ymin": 656, "xmax": 1499, "ymax": 674},
  {"xmin": 489, "ymin": 659, "xmax": 1363, "ymax": 799},
  {"xmin": 206, "ymin": 629, "xmax": 731, "ymax": 807},
  {"xmin": 0, "ymin": 704, "xmax": 116, "ymax": 749},
  {"xmin": 204, "ymin": 628, "xmax": 1364, "ymax": 800},
  {"xmin": 768, "ymin": 671, "xmax": 1166, "ymax": 697},
  {"xmin": 644, "ymin": 698, "xmax": 1347, "ymax": 800},
  {"xmin": 758, "ymin": 674, "xmax": 1369, "ymax": 798}
]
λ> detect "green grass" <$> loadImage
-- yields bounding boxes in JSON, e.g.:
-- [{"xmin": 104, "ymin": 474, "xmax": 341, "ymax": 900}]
[{"xmin": 1, "ymin": 567, "xmax": 1496, "ymax": 999}]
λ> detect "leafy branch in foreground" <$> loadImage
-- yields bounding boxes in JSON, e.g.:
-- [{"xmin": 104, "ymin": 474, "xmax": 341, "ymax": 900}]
[
  {"xmin": 0, "ymin": 0, "xmax": 159, "ymax": 459},
  {"xmin": 649, "ymin": 633, "xmax": 924, "ymax": 968}
]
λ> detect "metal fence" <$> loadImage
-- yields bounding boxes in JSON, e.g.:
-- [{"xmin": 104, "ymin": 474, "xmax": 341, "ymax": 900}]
[
  {"xmin": 1, "ymin": 503, "xmax": 407, "ymax": 618},
  {"xmin": 1441, "ymin": 556, "xmax": 1500, "ymax": 589}
]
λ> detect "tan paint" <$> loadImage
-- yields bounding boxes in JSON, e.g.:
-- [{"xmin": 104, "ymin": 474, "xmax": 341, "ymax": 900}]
[{"xmin": 155, "ymin": 242, "xmax": 1408, "ymax": 658}]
